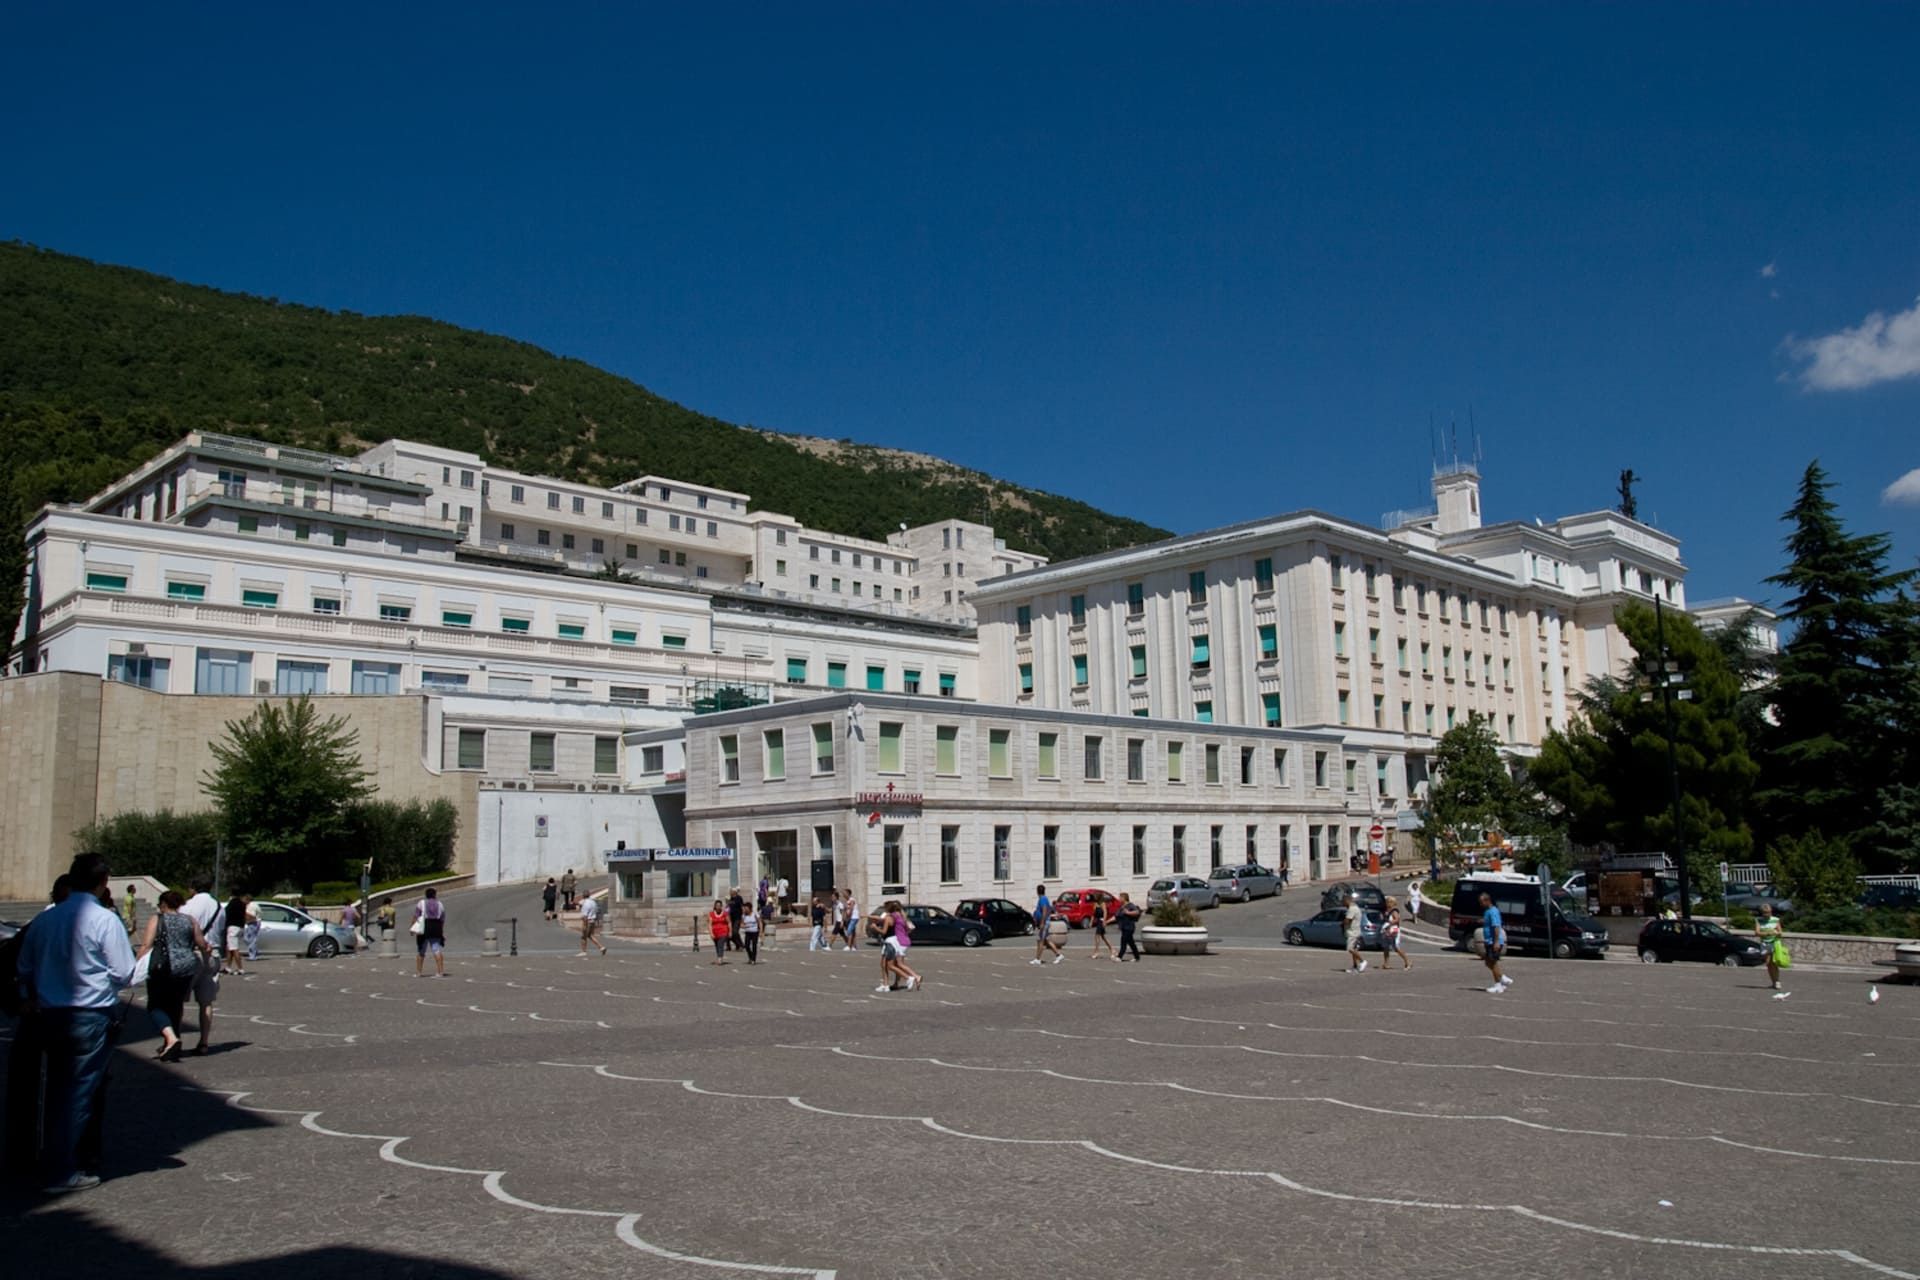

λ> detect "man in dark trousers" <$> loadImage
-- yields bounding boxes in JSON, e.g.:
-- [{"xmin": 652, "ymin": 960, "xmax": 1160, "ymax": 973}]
[
  {"xmin": 559, "ymin": 870, "xmax": 578, "ymax": 912},
  {"xmin": 15, "ymin": 854, "xmax": 135, "ymax": 1194},
  {"xmin": 727, "ymin": 888, "xmax": 745, "ymax": 952}
]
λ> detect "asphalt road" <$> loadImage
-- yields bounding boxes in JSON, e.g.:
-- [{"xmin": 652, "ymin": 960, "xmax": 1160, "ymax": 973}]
[{"xmin": 5, "ymin": 908, "xmax": 1914, "ymax": 1280}]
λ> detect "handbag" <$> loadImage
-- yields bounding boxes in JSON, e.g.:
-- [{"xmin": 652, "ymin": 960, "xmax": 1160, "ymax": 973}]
[
  {"xmin": 1773, "ymin": 938, "xmax": 1792, "ymax": 969},
  {"xmin": 410, "ymin": 910, "xmax": 426, "ymax": 936}
]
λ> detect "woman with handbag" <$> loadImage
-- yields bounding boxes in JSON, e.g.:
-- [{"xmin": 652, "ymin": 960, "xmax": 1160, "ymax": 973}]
[
  {"xmin": 136, "ymin": 891, "xmax": 211, "ymax": 1062},
  {"xmin": 1755, "ymin": 903, "xmax": 1789, "ymax": 995},
  {"xmin": 412, "ymin": 888, "xmax": 447, "ymax": 978}
]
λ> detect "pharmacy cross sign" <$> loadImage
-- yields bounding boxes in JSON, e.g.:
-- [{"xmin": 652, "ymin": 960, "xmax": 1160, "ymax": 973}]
[{"xmin": 856, "ymin": 781, "xmax": 924, "ymax": 825}]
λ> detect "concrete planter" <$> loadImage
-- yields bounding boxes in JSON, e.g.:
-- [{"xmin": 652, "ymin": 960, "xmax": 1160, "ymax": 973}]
[{"xmin": 1139, "ymin": 924, "xmax": 1210, "ymax": 956}]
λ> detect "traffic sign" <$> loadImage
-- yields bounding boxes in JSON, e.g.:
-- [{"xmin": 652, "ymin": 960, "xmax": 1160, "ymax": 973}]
[{"xmin": 1368, "ymin": 823, "xmax": 1386, "ymax": 856}]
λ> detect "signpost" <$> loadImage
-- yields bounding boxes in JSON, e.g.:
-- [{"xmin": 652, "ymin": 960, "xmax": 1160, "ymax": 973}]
[{"xmin": 1367, "ymin": 823, "xmax": 1385, "ymax": 877}]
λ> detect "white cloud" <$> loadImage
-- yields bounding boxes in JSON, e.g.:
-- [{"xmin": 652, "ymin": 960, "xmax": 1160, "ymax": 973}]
[
  {"xmin": 1884, "ymin": 467, "xmax": 1920, "ymax": 507},
  {"xmin": 1788, "ymin": 295, "xmax": 1920, "ymax": 390},
  {"xmin": 1760, "ymin": 261, "xmax": 1778, "ymax": 279}
]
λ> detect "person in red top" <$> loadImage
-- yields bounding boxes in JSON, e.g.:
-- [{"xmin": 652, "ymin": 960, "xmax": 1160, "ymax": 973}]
[{"xmin": 707, "ymin": 901, "xmax": 732, "ymax": 966}]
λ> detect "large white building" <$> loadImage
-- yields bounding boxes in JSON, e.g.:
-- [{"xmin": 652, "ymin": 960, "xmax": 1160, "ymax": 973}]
[{"xmin": 9, "ymin": 433, "xmax": 1745, "ymax": 912}]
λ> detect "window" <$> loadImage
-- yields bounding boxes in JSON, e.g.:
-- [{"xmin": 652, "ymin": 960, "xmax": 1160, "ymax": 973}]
[
  {"xmin": 1019, "ymin": 663, "xmax": 1033, "ymax": 694},
  {"xmin": 1368, "ymin": 628, "xmax": 1380, "ymax": 661},
  {"xmin": 1333, "ymin": 621, "xmax": 1346, "ymax": 657},
  {"xmin": 638, "ymin": 745, "xmax": 664, "ymax": 773},
  {"xmin": 1070, "ymin": 593, "xmax": 1086, "ymax": 624},
  {"xmin": 1258, "ymin": 624, "xmax": 1277, "ymax": 659},
  {"xmin": 1016, "ymin": 605, "xmax": 1032, "ymax": 636},
  {"xmin": 866, "ymin": 664, "xmax": 885, "ymax": 692},
  {"xmin": 166, "ymin": 580, "xmax": 206, "ymax": 602},
  {"xmin": 1398, "ymin": 638, "xmax": 1409, "ymax": 670},
  {"xmin": 1365, "ymin": 565, "xmax": 1378, "ymax": 596},
  {"xmin": 1443, "ymin": 645, "xmax": 1453, "ymax": 678},
  {"xmin": 939, "ymin": 673, "xmax": 956, "ymax": 698},
  {"xmin": 1420, "ymin": 641, "xmax": 1431, "ymax": 673},
  {"xmin": 612, "ymin": 686, "xmax": 649, "ymax": 706},
  {"xmin": 903, "ymin": 669, "xmax": 921, "ymax": 694},
  {"xmin": 501, "ymin": 617, "xmax": 531, "ymax": 633},
  {"xmin": 1090, "ymin": 826, "xmax": 1106, "ymax": 878},
  {"xmin": 661, "ymin": 635, "xmax": 686, "ymax": 650},
  {"xmin": 812, "ymin": 722, "xmax": 834, "ymax": 773},
  {"xmin": 1042, "ymin": 826, "xmax": 1059, "ymax": 879},
  {"xmin": 529, "ymin": 733, "xmax": 556, "ymax": 773},
  {"xmin": 548, "ymin": 492, "xmax": 561, "ymax": 510},
  {"xmin": 1127, "ymin": 582, "xmax": 1145, "ymax": 617},
  {"xmin": 1373, "ymin": 693, "xmax": 1386, "ymax": 728},
  {"xmin": 562, "ymin": 534, "xmax": 576, "ymax": 550},
  {"xmin": 275, "ymin": 660, "xmax": 328, "ymax": 695},
  {"xmin": 1273, "ymin": 747, "xmax": 1288, "ymax": 784},
  {"xmin": 1174, "ymin": 825, "xmax": 1188, "ymax": 873},
  {"xmin": 611, "ymin": 628, "xmax": 637, "ymax": 646},
  {"xmin": 1195, "ymin": 701, "xmax": 1213, "ymax": 724},
  {"xmin": 107, "ymin": 654, "xmax": 169, "ymax": 690},
  {"xmin": 942, "ymin": 827, "xmax": 962, "ymax": 884},
  {"xmin": 1188, "ymin": 570, "xmax": 1207, "ymax": 604},
  {"xmin": 442, "ymin": 609, "xmax": 473, "ymax": 629},
  {"xmin": 241, "ymin": 588, "xmax": 278, "ymax": 610},
  {"xmin": 457, "ymin": 729, "xmax": 486, "ymax": 770},
  {"xmin": 86, "ymin": 571, "xmax": 129, "ymax": 593},
  {"xmin": 590, "ymin": 538, "xmax": 604, "ymax": 556},
  {"xmin": 762, "ymin": 729, "xmax": 785, "ymax": 780},
  {"xmin": 988, "ymin": 729, "xmax": 1011, "ymax": 778},
  {"xmin": 1393, "ymin": 581, "xmax": 1405, "ymax": 609},
  {"xmin": 1240, "ymin": 746, "xmax": 1255, "ymax": 786},
  {"xmin": 827, "ymin": 662, "xmax": 847, "ymax": 689},
  {"xmin": 1254, "ymin": 557, "xmax": 1274, "ymax": 592},
  {"xmin": 1127, "ymin": 738, "xmax": 1145, "ymax": 781},
  {"xmin": 1191, "ymin": 634, "xmax": 1210, "ymax": 669},
  {"xmin": 786, "ymin": 657, "xmax": 808, "ymax": 684},
  {"xmin": 1131, "ymin": 825, "xmax": 1146, "ymax": 876},
  {"xmin": 719, "ymin": 735, "xmax": 740, "ymax": 783},
  {"xmin": 538, "ymin": 530, "xmax": 552, "ymax": 546},
  {"xmin": 936, "ymin": 725, "xmax": 959, "ymax": 775},
  {"xmin": 1247, "ymin": 825, "xmax": 1259, "ymax": 860},
  {"xmin": 1425, "ymin": 704, "xmax": 1436, "ymax": 733},
  {"xmin": 569, "ymin": 496, "xmax": 585, "ymax": 515},
  {"xmin": 420, "ymin": 671, "xmax": 468, "ymax": 692},
  {"xmin": 1204, "ymin": 826, "xmax": 1219, "ymax": 870},
  {"xmin": 1130, "ymin": 645, "xmax": 1148, "ymax": 679},
  {"xmin": 306, "ymin": 596, "xmax": 340, "ymax": 617},
  {"xmin": 1072, "ymin": 653, "xmax": 1088, "ymax": 687},
  {"xmin": 1345, "ymin": 759, "xmax": 1357, "ymax": 792},
  {"xmin": 1314, "ymin": 751, "xmax": 1328, "ymax": 788},
  {"xmin": 877, "ymin": 722, "xmax": 903, "ymax": 773},
  {"xmin": 351, "ymin": 660, "xmax": 399, "ymax": 694},
  {"xmin": 1262, "ymin": 691, "xmax": 1281, "ymax": 726},
  {"xmin": 195, "ymin": 648, "xmax": 250, "ymax": 694},
  {"xmin": 1167, "ymin": 741, "xmax": 1184, "ymax": 783},
  {"xmin": 1376, "ymin": 756, "xmax": 1390, "ymax": 795},
  {"xmin": 775, "ymin": 559, "xmax": 786, "ymax": 576},
  {"xmin": 1037, "ymin": 732, "xmax": 1059, "ymax": 778},
  {"xmin": 667, "ymin": 868, "xmax": 713, "ymax": 900},
  {"xmin": 1205, "ymin": 743, "xmax": 1221, "ymax": 784},
  {"xmin": 1401, "ymin": 699, "xmax": 1412, "ymax": 728},
  {"xmin": 1338, "ymin": 690, "xmax": 1350, "ymax": 724},
  {"xmin": 236, "ymin": 515, "xmax": 258, "ymax": 534},
  {"xmin": 1083, "ymin": 735, "xmax": 1103, "ymax": 780},
  {"xmin": 499, "ymin": 522, "xmax": 518, "ymax": 541}
]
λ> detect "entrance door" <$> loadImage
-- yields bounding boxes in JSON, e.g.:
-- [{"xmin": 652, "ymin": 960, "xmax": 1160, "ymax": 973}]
[{"xmin": 755, "ymin": 831, "xmax": 799, "ymax": 906}]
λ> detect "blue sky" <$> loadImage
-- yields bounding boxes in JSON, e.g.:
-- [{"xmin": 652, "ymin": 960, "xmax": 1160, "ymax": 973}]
[{"xmin": 5, "ymin": 3, "xmax": 1917, "ymax": 605}]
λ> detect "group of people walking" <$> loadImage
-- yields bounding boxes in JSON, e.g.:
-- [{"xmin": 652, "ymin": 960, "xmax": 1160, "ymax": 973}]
[
  {"xmin": 807, "ymin": 889, "xmax": 863, "ymax": 952},
  {"xmin": 1029, "ymin": 887, "xmax": 1146, "ymax": 963},
  {"xmin": 1344, "ymin": 892, "xmax": 1413, "ymax": 974}
]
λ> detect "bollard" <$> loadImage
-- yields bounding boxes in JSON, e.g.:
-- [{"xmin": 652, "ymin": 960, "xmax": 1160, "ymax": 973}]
[
  {"xmin": 481, "ymin": 927, "xmax": 499, "ymax": 957},
  {"xmin": 380, "ymin": 931, "xmax": 399, "ymax": 958}
]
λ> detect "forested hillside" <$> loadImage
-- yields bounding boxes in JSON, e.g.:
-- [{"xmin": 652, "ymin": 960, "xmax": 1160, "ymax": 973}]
[{"xmin": 0, "ymin": 242, "xmax": 1167, "ymax": 559}]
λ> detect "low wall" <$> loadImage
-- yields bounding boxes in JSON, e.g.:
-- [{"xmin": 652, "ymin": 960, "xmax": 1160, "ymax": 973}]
[{"xmin": 1776, "ymin": 931, "xmax": 1915, "ymax": 967}]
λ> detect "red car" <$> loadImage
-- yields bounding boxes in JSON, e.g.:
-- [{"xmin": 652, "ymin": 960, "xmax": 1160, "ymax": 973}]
[{"xmin": 1053, "ymin": 889, "xmax": 1121, "ymax": 929}]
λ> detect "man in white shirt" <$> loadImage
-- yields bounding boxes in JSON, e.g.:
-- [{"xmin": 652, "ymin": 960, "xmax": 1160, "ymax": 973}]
[
  {"xmin": 16, "ymin": 853, "xmax": 135, "ymax": 1194},
  {"xmin": 180, "ymin": 878, "xmax": 222, "ymax": 1054},
  {"xmin": 577, "ymin": 893, "xmax": 607, "ymax": 956},
  {"xmin": 842, "ymin": 892, "xmax": 860, "ymax": 953}
]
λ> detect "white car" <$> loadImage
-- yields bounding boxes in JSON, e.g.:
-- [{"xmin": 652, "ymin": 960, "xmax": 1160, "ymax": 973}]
[
  {"xmin": 250, "ymin": 901, "xmax": 358, "ymax": 958},
  {"xmin": 1145, "ymin": 876, "xmax": 1220, "ymax": 910}
]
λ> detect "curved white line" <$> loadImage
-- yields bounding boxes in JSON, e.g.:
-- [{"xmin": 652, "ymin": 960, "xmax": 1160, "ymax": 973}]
[
  {"xmin": 543, "ymin": 1064, "xmax": 1914, "ymax": 1278},
  {"xmin": 209, "ymin": 1090, "xmax": 834, "ymax": 1277},
  {"xmin": 1291, "ymin": 999, "xmax": 1920, "ymax": 1043}
]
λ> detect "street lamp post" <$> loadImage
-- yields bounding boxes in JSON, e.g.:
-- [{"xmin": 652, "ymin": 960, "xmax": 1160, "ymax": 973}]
[{"xmin": 1644, "ymin": 598, "xmax": 1695, "ymax": 920}]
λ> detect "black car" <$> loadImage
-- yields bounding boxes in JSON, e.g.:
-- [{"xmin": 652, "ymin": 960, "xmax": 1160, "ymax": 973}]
[
  {"xmin": 1320, "ymin": 883, "xmax": 1388, "ymax": 912},
  {"xmin": 1637, "ymin": 919, "xmax": 1767, "ymax": 966},
  {"xmin": 956, "ymin": 897, "xmax": 1035, "ymax": 938},
  {"xmin": 1858, "ymin": 884, "xmax": 1920, "ymax": 912},
  {"xmin": 870, "ymin": 904, "xmax": 992, "ymax": 948}
]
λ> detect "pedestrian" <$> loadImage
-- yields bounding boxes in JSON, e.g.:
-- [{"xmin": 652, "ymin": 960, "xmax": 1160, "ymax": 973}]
[
  {"xmin": 1756, "ymin": 903, "xmax": 1789, "ymax": 996},
  {"xmin": 707, "ymin": 900, "xmax": 731, "ymax": 965},
  {"xmin": 242, "ymin": 896, "xmax": 261, "ymax": 963},
  {"xmin": 377, "ymin": 896, "xmax": 397, "ymax": 939},
  {"xmin": 117, "ymin": 885, "xmax": 137, "ymax": 936},
  {"xmin": 1344, "ymin": 892, "xmax": 1369, "ymax": 973},
  {"xmin": 843, "ymin": 890, "xmax": 861, "ymax": 952},
  {"xmin": 1407, "ymin": 882, "xmax": 1424, "ymax": 918},
  {"xmin": 875, "ymin": 900, "xmax": 920, "ymax": 992},
  {"xmin": 830, "ymin": 891, "xmax": 847, "ymax": 950},
  {"xmin": 560, "ymin": 869, "xmax": 578, "ymax": 912},
  {"xmin": 412, "ymin": 889, "xmax": 447, "ymax": 978},
  {"xmin": 757, "ymin": 874, "xmax": 771, "ymax": 921},
  {"xmin": 727, "ymin": 888, "xmax": 745, "ymax": 952},
  {"xmin": 1030, "ymin": 884, "xmax": 1065, "ymax": 966},
  {"xmin": 15, "ymin": 853, "xmax": 135, "ymax": 1193},
  {"xmin": 179, "ymin": 877, "xmax": 221, "ymax": 1055},
  {"xmin": 1381, "ymin": 897, "xmax": 1412, "ymax": 970},
  {"xmin": 1115, "ymin": 893, "xmax": 1143, "ymax": 961},
  {"xmin": 542, "ymin": 878, "xmax": 559, "ymax": 922},
  {"xmin": 135, "ymin": 891, "xmax": 210, "ymax": 1063},
  {"xmin": 742, "ymin": 900, "xmax": 762, "ymax": 965},
  {"xmin": 339, "ymin": 901, "xmax": 360, "ymax": 953},
  {"xmin": 808, "ymin": 896, "xmax": 828, "ymax": 952},
  {"xmin": 1087, "ymin": 900, "xmax": 1115, "ymax": 960},
  {"xmin": 221, "ymin": 890, "xmax": 248, "ymax": 976},
  {"xmin": 1480, "ymin": 892, "xmax": 1510, "ymax": 993},
  {"xmin": 578, "ymin": 892, "xmax": 608, "ymax": 956},
  {"xmin": 777, "ymin": 875, "xmax": 791, "ymax": 914},
  {"xmin": 4, "ymin": 877, "xmax": 70, "ymax": 1183}
]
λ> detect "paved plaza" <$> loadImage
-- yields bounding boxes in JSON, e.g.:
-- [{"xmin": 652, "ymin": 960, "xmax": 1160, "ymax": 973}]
[{"xmin": 5, "ymin": 890, "xmax": 1917, "ymax": 1280}]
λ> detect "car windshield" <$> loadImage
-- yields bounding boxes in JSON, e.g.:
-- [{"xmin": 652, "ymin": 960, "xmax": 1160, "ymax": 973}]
[
  {"xmin": 1150, "ymin": 880, "xmax": 1174, "ymax": 891},
  {"xmin": 1208, "ymin": 868, "xmax": 1234, "ymax": 879},
  {"xmin": 921, "ymin": 907, "xmax": 951, "ymax": 921},
  {"xmin": 1695, "ymin": 921, "xmax": 1733, "ymax": 940}
]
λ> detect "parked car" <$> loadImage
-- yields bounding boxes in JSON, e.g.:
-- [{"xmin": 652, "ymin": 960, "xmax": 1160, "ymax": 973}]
[
  {"xmin": 1447, "ymin": 874, "xmax": 1609, "ymax": 958},
  {"xmin": 868, "ymin": 904, "xmax": 992, "ymax": 948},
  {"xmin": 252, "ymin": 901, "xmax": 358, "ymax": 958},
  {"xmin": 1858, "ymin": 884, "xmax": 1920, "ymax": 912},
  {"xmin": 1146, "ymin": 876, "xmax": 1220, "ymax": 911},
  {"xmin": 1724, "ymin": 884, "xmax": 1795, "ymax": 916},
  {"xmin": 957, "ymin": 897, "xmax": 1035, "ymax": 937},
  {"xmin": 1207, "ymin": 863, "xmax": 1282, "ymax": 902},
  {"xmin": 1319, "ymin": 882, "xmax": 1387, "ymax": 912},
  {"xmin": 1053, "ymin": 888, "xmax": 1122, "ymax": 928},
  {"xmin": 1637, "ymin": 919, "xmax": 1768, "ymax": 966},
  {"xmin": 1284, "ymin": 907, "xmax": 1384, "ymax": 949}
]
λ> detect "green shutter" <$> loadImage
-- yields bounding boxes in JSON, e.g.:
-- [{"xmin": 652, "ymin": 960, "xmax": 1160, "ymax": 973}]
[
  {"xmin": 1037, "ymin": 733, "xmax": 1057, "ymax": 777},
  {"xmin": 86, "ymin": 572, "xmax": 129, "ymax": 593},
  {"xmin": 166, "ymin": 581, "xmax": 205, "ymax": 601},
  {"xmin": 903, "ymin": 668, "xmax": 921, "ymax": 692},
  {"xmin": 611, "ymin": 628, "xmax": 638, "ymax": 646},
  {"xmin": 1262, "ymin": 692, "xmax": 1282, "ymax": 726},
  {"xmin": 558, "ymin": 622, "xmax": 586, "ymax": 639},
  {"xmin": 1259, "ymin": 624, "xmax": 1277, "ymax": 657},
  {"xmin": 1130, "ymin": 645, "xmax": 1147, "ymax": 678},
  {"xmin": 1191, "ymin": 635, "xmax": 1210, "ymax": 665},
  {"xmin": 1167, "ymin": 741, "xmax": 1183, "ymax": 781},
  {"xmin": 936, "ymin": 725, "xmax": 958, "ymax": 774},
  {"xmin": 1072, "ymin": 653, "xmax": 1088, "ymax": 686},
  {"xmin": 989, "ymin": 729, "xmax": 1010, "ymax": 777},
  {"xmin": 866, "ymin": 665, "xmax": 885, "ymax": 691},
  {"xmin": 442, "ymin": 610, "xmax": 472, "ymax": 628},
  {"xmin": 877, "ymin": 722, "xmax": 903, "ymax": 772},
  {"xmin": 661, "ymin": 635, "xmax": 687, "ymax": 650},
  {"xmin": 1195, "ymin": 702, "xmax": 1212, "ymax": 723},
  {"xmin": 827, "ymin": 662, "xmax": 847, "ymax": 689},
  {"xmin": 1070, "ymin": 594, "xmax": 1086, "ymax": 622},
  {"xmin": 242, "ymin": 589, "xmax": 279, "ymax": 609},
  {"xmin": 502, "ymin": 617, "xmax": 531, "ymax": 633},
  {"xmin": 787, "ymin": 657, "xmax": 808, "ymax": 683},
  {"xmin": 764, "ymin": 730, "xmax": 785, "ymax": 779},
  {"xmin": 939, "ymin": 672, "xmax": 956, "ymax": 694},
  {"xmin": 1019, "ymin": 663, "xmax": 1033, "ymax": 693}
]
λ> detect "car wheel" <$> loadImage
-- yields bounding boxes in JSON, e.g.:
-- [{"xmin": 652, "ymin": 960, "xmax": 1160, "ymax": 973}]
[
  {"xmin": 1553, "ymin": 941, "xmax": 1575, "ymax": 960},
  {"xmin": 1022, "ymin": 921, "xmax": 1036, "ymax": 936},
  {"xmin": 1286, "ymin": 927, "xmax": 1305, "ymax": 945},
  {"xmin": 1639, "ymin": 949, "xmax": 1661, "ymax": 964},
  {"xmin": 1720, "ymin": 954, "xmax": 1741, "ymax": 967},
  {"xmin": 961, "ymin": 929, "xmax": 982, "ymax": 948},
  {"xmin": 308, "ymin": 936, "xmax": 340, "ymax": 959}
]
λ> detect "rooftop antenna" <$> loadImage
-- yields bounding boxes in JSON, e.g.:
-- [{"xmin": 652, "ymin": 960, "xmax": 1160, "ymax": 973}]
[
  {"xmin": 1469, "ymin": 403, "xmax": 1483, "ymax": 467},
  {"xmin": 1428, "ymin": 411, "xmax": 1438, "ymax": 474}
]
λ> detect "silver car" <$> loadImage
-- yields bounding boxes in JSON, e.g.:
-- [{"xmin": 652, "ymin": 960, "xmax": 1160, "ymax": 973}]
[
  {"xmin": 1207, "ymin": 863, "xmax": 1282, "ymax": 902},
  {"xmin": 1284, "ymin": 906, "xmax": 1385, "ymax": 950},
  {"xmin": 1146, "ymin": 876, "xmax": 1220, "ymax": 910},
  {"xmin": 251, "ymin": 901, "xmax": 358, "ymax": 958}
]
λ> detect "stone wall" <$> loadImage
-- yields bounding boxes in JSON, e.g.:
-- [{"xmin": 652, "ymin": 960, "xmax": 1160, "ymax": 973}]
[{"xmin": 0, "ymin": 672, "xmax": 477, "ymax": 900}]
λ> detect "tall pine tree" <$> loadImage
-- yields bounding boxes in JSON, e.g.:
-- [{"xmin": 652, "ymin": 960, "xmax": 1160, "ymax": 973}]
[{"xmin": 1759, "ymin": 462, "xmax": 1916, "ymax": 868}]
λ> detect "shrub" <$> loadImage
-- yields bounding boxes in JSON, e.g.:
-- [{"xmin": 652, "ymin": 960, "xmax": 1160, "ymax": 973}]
[
  {"xmin": 1727, "ymin": 907, "xmax": 1755, "ymax": 931},
  {"xmin": 321, "ymin": 797, "xmax": 459, "ymax": 885},
  {"xmin": 1767, "ymin": 831, "xmax": 1861, "ymax": 912},
  {"xmin": 1150, "ymin": 898, "xmax": 1200, "ymax": 928},
  {"xmin": 73, "ymin": 808, "xmax": 223, "ymax": 889}
]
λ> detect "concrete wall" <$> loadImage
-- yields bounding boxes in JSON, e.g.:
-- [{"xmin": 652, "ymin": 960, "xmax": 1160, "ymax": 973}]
[
  {"xmin": 469, "ymin": 789, "xmax": 673, "ymax": 886},
  {"xmin": 0, "ymin": 672, "xmax": 477, "ymax": 900}
]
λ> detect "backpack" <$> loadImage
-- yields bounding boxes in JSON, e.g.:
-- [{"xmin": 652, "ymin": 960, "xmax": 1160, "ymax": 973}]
[{"xmin": 0, "ymin": 925, "xmax": 27, "ymax": 1016}]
